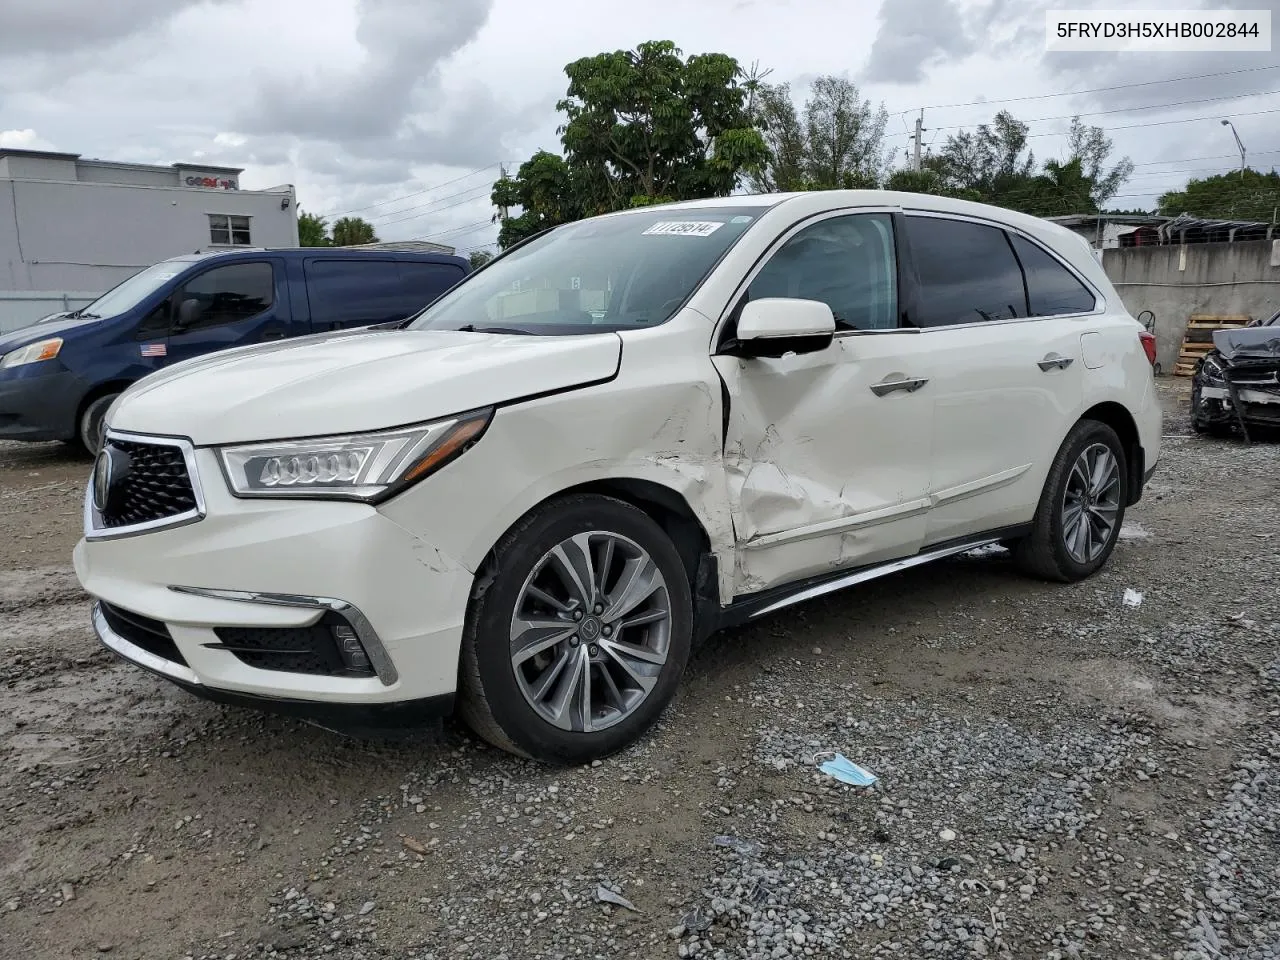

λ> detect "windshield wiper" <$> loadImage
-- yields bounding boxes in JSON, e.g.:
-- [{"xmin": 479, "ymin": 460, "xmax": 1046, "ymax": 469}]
[{"xmin": 452, "ymin": 323, "xmax": 535, "ymax": 336}]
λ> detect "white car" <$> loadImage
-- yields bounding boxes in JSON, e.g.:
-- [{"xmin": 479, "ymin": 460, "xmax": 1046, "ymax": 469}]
[{"xmin": 74, "ymin": 191, "xmax": 1161, "ymax": 763}]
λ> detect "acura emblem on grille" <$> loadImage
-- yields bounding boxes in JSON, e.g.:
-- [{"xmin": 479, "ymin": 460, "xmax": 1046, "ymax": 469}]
[{"xmin": 93, "ymin": 444, "xmax": 132, "ymax": 515}]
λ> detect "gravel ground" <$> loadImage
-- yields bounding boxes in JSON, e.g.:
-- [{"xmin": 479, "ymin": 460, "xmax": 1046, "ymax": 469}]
[{"xmin": 1, "ymin": 377, "xmax": 1278, "ymax": 960}]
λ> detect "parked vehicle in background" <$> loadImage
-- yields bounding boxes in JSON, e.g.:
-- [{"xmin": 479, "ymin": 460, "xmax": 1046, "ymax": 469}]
[
  {"xmin": 1191, "ymin": 307, "xmax": 1280, "ymax": 438},
  {"xmin": 74, "ymin": 191, "xmax": 1161, "ymax": 764},
  {"xmin": 0, "ymin": 248, "xmax": 470, "ymax": 453}
]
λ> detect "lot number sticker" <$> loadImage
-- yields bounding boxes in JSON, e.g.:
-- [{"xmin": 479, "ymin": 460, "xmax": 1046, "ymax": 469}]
[{"xmin": 642, "ymin": 221, "xmax": 724, "ymax": 237}]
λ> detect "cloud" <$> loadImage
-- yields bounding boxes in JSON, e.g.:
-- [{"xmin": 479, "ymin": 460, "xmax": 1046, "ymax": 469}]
[
  {"xmin": 0, "ymin": 128, "xmax": 57, "ymax": 150},
  {"xmin": 238, "ymin": 0, "xmax": 494, "ymax": 142},
  {"xmin": 862, "ymin": 0, "xmax": 976, "ymax": 84},
  {"xmin": 0, "ymin": 0, "xmax": 232, "ymax": 56}
]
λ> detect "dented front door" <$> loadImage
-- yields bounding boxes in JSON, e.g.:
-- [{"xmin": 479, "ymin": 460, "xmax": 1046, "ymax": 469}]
[
  {"xmin": 714, "ymin": 333, "xmax": 935, "ymax": 593},
  {"xmin": 710, "ymin": 211, "xmax": 935, "ymax": 595}
]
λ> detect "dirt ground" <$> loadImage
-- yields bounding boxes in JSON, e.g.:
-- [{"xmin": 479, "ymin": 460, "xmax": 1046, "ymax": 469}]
[{"xmin": 1, "ymin": 377, "xmax": 1277, "ymax": 960}]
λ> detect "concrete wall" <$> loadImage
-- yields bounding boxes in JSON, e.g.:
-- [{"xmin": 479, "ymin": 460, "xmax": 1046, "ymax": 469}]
[
  {"xmin": 1, "ymin": 177, "xmax": 297, "ymax": 294},
  {"xmin": 1102, "ymin": 240, "xmax": 1280, "ymax": 371}
]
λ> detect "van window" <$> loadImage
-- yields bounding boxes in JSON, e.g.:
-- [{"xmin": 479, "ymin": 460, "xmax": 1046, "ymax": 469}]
[
  {"xmin": 398, "ymin": 261, "xmax": 465, "ymax": 311},
  {"xmin": 305, "ymin": 259, "xmax": 438, "ymax": 329},
  {"xmin": 175, "ymin": 262, "xmax": 275, "ymax": 331},
  {"xmin": 905, "ymin": 216, "xmax": 1026, "ymax": 326},
  {"xmin": 1008, "ymin": 233, "xmax": 1096, "ymax": 316}
]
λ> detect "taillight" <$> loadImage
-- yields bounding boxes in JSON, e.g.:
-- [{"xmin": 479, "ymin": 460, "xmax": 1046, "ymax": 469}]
[{"xmin": 1138, "ymin": 331, "xmax": 1157, "ymax": 367}]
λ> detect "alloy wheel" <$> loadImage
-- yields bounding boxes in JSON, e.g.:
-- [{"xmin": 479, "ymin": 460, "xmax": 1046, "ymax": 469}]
[
  {"xmin": 1060, "ymin": 442, "xmax": 1121, "ymax": 564},
  {"xmin": 509, "ymin": 531, "xmax": 671, "ymax": 733}
]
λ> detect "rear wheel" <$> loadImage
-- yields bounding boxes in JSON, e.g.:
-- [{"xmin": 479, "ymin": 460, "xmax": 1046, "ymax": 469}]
[
  {"xmin": 1014, "ymin": 420, "xmax": 1128, "ymax": 583},
  {"xmin": 76, "ymin": 393, "xmax": 119, "ymax": 456},
  {"xmin": 458, "ymin": 494, "xmax": 692, "ymax": 764}
]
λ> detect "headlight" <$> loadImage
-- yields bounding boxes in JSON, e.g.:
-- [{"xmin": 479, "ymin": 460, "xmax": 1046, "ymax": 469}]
[
  {"xmin": 0, "ymin": 338, "xmax": 63, "ymax": 369},
  {"xmin": 1199, "ymin": 354, "xmax": 1226, "ymax": 383},
  {"xmin": 217, "ymin": 407, "xmax": 492, "ymax": 502}
]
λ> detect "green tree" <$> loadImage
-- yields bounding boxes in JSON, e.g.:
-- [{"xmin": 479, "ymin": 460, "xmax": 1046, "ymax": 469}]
[
  {"xmin": 330, "ymin": 216, "xmax": 379, "ymax": 246},
  {"xmin": 468, "ymin": 249, "xmax": 495, "ymax": 269},
  {"xmin": 748, "ymin": 76, "xmax": 888, "ymax": 192},
  {"xmin": 1066, "ymin": 117, "xmax": 1133, "ymax": 208},
  {"xmin": 297, "ymin": 209, "xmax": 331, "ymax": 246},
  {"xmin": 491, "ymin": 40, "xmax": 768, "ymax": 247},
  {"xmin": 893, "ymin": 111, "xmax": 1131, "ymax": 216},
  {"xmin": 1157, "ymin": 169, "xmax": 1280, "ymax": 221}
]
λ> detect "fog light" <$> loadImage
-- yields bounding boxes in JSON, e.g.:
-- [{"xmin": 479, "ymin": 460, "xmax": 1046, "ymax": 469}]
[{"xmin": 333, "ymin": 625, "xmax": 372, "ymax": 674}]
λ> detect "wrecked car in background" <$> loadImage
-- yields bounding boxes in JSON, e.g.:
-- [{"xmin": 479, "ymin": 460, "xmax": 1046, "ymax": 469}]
[{"xmin": 1191, "ymin": 309, "xmax": 1280, "ymax": 438}]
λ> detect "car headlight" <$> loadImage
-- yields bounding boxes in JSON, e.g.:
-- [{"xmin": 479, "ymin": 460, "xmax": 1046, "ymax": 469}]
[
  {"xmin": 217, "ymin": 407, "xmax": 493, "ymax": 502},
  {"xmin": 0, "ymin": 338, "xmax": 63, "ymax": 369},
  {"xmin": 1199, "ymin": 354, "xmax": 1226, "ymax": 384}
]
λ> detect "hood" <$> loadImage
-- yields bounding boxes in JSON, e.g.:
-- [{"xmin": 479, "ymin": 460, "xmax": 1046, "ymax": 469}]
[
  {"xmin": 0, "ymin": 315, "xmax": 101, "ymax": 353},
  {"xmin": 1213, "ymin": 327, "xmax": 1280, "ymax": 360},
  {"xmin": 109, "ymin": 328, "xmax": 622, "ymax": 445}
]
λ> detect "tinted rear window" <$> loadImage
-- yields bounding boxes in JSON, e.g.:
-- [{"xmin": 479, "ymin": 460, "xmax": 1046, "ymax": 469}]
[
  {"xmin": 905, "ymin": 216, "xmax": 1027, "ymax": 326},
  {"xmin": 305, "ymin": 259, "xmax": 453, "ymax": 328},
  {"xmin": 1008, "ymin": 234, "xmax": 1096, "ymax": 316}
]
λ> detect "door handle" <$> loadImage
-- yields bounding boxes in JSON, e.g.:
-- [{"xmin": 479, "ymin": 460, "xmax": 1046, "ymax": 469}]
[
  {"xmin": 1037, "ymin": 355, "xmax": 1074, "ymax": 371},
  {"xmin": 870, "ymin": 376, "xmax": 929, "ymax": 397}
]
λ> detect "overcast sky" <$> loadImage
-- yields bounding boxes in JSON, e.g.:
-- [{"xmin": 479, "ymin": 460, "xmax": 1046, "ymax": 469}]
[{"xmin": 1, "ymin": 0, "xmax": 1278, "ymax": 252}]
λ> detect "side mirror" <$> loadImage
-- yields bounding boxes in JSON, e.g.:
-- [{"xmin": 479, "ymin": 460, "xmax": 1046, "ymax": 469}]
[
  {"xmin": 726, "ymin": 298, "xmax": 836, "ymax": 358},
  {"xmin": 174, "ymin": 298, "xmax": 203, "ymax": 331}
]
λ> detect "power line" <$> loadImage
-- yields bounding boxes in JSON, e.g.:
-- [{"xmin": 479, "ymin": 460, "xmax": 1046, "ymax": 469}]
[
  {"xmin": 372, "ymin": 187, "xmax": 494, "ymax": 230},
  {"xmin": 410, "ymin": 218, "xmax": 494, "ymax": 242},
  {"xmin": 895, "ymin": 64, "xmax": 1280, "ymax": 115},
  {"xmin": 887, "ymin": 90, "xmax": 1279, "ymax": 138},
  {"xmin": 367, "ymin": 183, "xmax": 493, "ymax": 226},
  {"xmin": 1131, "ymin": 148, "xmax": 1280, "ymax": 168},
  {"xmin": 320, "ymin": 163, "xmax": 501, "ymax": 219},
  {"xmin": 1028, "ymin": 105, "xmax": 1280, "ymax": 138}
]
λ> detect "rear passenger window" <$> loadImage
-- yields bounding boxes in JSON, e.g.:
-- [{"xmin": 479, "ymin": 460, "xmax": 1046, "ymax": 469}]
[
  {"xmin": 398, "ymin": 262, "xmax": 465, "ymax": 313},
  {"xmin": 905, "ymin": 217, "xmax": 1026, "ymax": 326},
  {"xmin": 305, "ymin": 260, "xmax": 415, "ymax": 329},
  {"xmin": 748, "ymin": 213, "xmax": 898, "ymax": 330},
  {"xmin": 1008, "ymin": 234, "xmax": 1096, "ymax": 316}
]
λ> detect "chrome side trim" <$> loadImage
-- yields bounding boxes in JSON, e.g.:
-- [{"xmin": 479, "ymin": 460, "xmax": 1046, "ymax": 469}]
[
  {"xmin": 749, "ymin": 537, "xmax": 1001, "ymax": 619},
  {"xmin": 92, "ymin": 602, "xmax": 201, "ymax": 685},
  {"xmin": 743, "ymin": 497, "xmax": 932, "ymax": 550},
  {"xmin": 84, "ymin": 429, "xmax": 208, "ymax": 542},
  {"xmin": 167, "ymin": 586, "xmax": 399, "ymax": 686}
]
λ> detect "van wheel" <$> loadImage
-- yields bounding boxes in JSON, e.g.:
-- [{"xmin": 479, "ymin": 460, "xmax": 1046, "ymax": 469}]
[
  {"xmin": 1014, "ymin": 420, "xmax": 1128, "ymax": 583},
  {"xmin": 458, "ymin": 494, "xmax": 692, "ymax": 765},
  {"xmin": 77, "ymin": 394, "xmax": 119, "ymax": 456}
]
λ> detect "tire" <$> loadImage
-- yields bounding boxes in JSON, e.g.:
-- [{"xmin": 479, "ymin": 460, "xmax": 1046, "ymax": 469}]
[
  {"xmin": 457, "ymin": 494, "xmax": 693, "ymax": 765},
  {"xmin": 76, "ymin": 393, "xmax": 119, "ymax": 456},
  {"xmin": 1013, "ymin": 420, "xmax": 1129, "ymax": 583}
]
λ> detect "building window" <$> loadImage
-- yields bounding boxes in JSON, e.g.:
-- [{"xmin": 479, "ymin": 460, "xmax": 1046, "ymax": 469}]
[{"xmin": 209, "ymin": 214, "xmax": 251, "ymax": 246}]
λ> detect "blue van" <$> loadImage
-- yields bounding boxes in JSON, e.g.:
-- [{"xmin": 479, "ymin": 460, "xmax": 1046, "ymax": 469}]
[{"xmin": 0, "ymin": 247, "xmax": 470, "ymax": 453}]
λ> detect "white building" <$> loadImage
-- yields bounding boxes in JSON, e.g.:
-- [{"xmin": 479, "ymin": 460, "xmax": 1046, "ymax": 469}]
[{"xmin": 1, "ymin": 148, "xmax": 297, "ymax": 329}]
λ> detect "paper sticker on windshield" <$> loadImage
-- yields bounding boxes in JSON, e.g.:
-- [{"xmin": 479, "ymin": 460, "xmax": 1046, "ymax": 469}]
[{"xmin": 642, "ymin": 220, "xmax": 724, "ymax": 238}]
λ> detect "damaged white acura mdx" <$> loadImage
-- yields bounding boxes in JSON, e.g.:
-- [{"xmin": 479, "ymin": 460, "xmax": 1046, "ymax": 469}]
[{"xmin": 75, "ymin": 191, "xmax": 1162, "ymax": 763}]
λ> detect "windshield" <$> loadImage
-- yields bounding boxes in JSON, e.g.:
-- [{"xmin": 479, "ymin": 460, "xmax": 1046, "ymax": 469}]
[
  {"xmin": 77, "ymin": 261, "xmax": 188, "ymax": 319},
  {"xmin": 407, "ymin": 206, "xmax": 766, "ymax": 335}
]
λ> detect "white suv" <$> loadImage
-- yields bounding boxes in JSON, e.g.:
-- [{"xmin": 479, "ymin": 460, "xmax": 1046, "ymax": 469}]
[{"xmin": 74, "ymin": 192, "xmax": 1161, "ymax": 763}]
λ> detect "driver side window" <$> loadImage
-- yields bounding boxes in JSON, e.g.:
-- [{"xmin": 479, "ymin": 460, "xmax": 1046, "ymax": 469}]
[
  {"xmin": 175, "ymin": 262, "xmax": 275, "ymax": 333},
  {"xmin": 748, "ymin": 213, "xmax": 899, "ymax": 331}
]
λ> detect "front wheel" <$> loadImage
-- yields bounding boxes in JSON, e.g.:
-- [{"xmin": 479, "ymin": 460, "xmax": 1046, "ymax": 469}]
[
  {"xmin": 76, "ymin": 393, "xmax": 120, "ymax": 456},
  {"xmin": 457, "ymin": 494, "xmax": 693, "ymax": 764},
  {"xmin": 1014, "ymin": 420, "xmax": 1128, "ymax": 583}
]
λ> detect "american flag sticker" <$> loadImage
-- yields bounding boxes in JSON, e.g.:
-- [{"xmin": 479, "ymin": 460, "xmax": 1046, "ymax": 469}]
[{"xmin": 140, "ymin": 343, "xmax": 167, "ymax": 358}]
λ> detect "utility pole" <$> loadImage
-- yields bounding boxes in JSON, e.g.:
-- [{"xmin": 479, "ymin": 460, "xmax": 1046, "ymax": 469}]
[
  {"xmin": 1221, "ymin": 119, "xmax": 1246, "ymax": 178},
  {"xmin": 496, "ymin": 163, "xmax": 509, "ymax": 222},
  {"xmin": 912, "ymin": 110, "xmax": 924, "ymax": 173}
]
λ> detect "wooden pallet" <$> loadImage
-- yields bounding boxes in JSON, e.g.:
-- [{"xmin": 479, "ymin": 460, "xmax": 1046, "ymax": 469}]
[{"xmin": 1175, "ymin": 315, "xmax": 1253, "ymax": 376}]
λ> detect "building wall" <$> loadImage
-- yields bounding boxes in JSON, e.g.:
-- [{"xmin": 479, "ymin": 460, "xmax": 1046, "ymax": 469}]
[
  {"xmin": 1102, "ymin": 239, "xmax": 1280, "ymax": 370},
  {"xmin": 0, "ymin": 178, "xmax": 297, "ymax": 294}
]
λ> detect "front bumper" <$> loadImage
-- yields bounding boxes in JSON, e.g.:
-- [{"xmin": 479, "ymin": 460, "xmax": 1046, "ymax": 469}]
[
  {"xmin": 0, "ymin": 369, "xmax": 84, "ymax": 441},
  {"xmin": 74, "ymin": 445, "xmax": 474, "ymax": 717}
]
